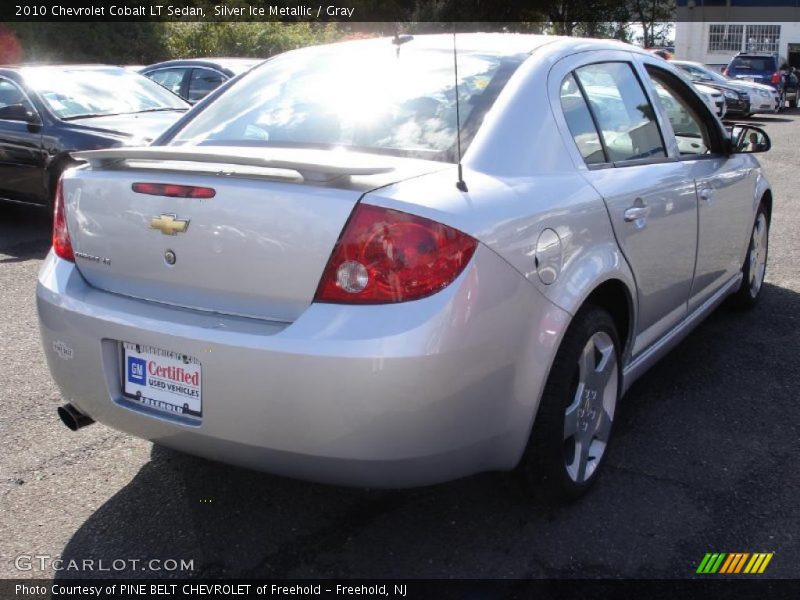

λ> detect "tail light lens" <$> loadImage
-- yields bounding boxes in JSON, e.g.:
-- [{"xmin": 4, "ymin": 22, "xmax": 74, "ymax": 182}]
[
  {"xmin": 315, "ymin": 204, "xmax": 477, "ymax": 304},
  {"xmin": 52, "ymin": 177, "xmax": 74, "ymax": 262},
  {"xmin": 771, "ymin": 72, "xmax": 781, "ymax": 84}
]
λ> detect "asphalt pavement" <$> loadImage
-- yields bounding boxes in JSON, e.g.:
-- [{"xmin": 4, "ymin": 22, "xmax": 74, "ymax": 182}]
[{"xmin": 1, "ymin": 113, "xmax": 798, "ymax": 581}]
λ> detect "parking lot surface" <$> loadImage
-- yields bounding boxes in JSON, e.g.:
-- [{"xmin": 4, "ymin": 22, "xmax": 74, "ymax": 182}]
[{"xmin": 1, "ymin": 113, "xmax": 798, "ymax": 580}]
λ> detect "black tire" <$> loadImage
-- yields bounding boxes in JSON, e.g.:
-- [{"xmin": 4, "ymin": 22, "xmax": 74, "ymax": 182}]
[
  {"xmin": 516, "ymin": 305, "xmax": 621, "ymax": 504},
  {"xmin": 791, "ymin": 95, "xmax": 798, "ymax": 109},
  {"xmin": 731, "ymin": 204, "xmax": 769, "ymax": 309}
]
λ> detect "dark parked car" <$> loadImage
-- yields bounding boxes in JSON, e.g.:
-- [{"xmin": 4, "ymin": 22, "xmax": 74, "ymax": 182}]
[
  {"xmin": 0, "ymin": 65, "xmax": 189, "ymax": 208},
  {"xmin": 724, "ymin": 51, "xmax": 798, "ymax": 108},
  {"xmin": 141, "ymin": 58, "xmax": 263, "ymax": 104},
  {"xmin": 672, "ymin": 61, "xmax": 751, "ymax": 116}
]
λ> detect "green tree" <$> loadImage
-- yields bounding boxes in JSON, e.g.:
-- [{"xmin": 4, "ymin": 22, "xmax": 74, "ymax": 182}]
[
  {"xmin": 9, "ymin": 22, "xmax": 170, "ymax": 64},
  {"xmin": 161, "ymin": 22, "xmax": 339, "ymax": 58},
  {"xmin": 628, "ymin": 0, "xmax": 675, "ymax": 47}
]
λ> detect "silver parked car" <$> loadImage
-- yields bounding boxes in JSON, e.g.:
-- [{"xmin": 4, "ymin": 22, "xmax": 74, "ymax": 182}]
[
  {"xmin": 673, "ymin": 59, "xmax": 781, "ymax": 115},
  {"xmin": 38, "ymin": 34, "xmax": 773, "ymax": 501}
]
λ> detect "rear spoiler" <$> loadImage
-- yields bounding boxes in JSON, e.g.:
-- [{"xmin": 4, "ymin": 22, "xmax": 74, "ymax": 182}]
[{"xmin": 71, "ymin": 146, "xmax": 396, "ymax": 183}]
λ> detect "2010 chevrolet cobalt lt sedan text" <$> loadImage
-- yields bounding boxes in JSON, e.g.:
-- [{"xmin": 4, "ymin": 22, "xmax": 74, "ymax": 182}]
[{"xmin": 37, "ymin": 34, "xmax": 773, "ymax": 501}]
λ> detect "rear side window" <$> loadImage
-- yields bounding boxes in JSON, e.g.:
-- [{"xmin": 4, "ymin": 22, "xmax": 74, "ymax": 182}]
[
  {"xmin": 0, "ymin": 79, "xmax": 35, "ymax": 115},
  {"xmin": 574, "ymin": 62, "xmax": 666, "ymax": 163},
  {"xmin": 148, "ymin": 68, "xmax": 187, "ymax": 95},
  {"xmin": 560, "ymin": 74, "xmax": 605, "ymax": 164}
]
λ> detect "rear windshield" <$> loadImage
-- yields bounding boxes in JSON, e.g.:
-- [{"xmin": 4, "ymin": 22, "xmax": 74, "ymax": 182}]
[
  {"xmin": 169, "ymin": 41, "xmax": 525, "ymax": 161},
  {"xmin": 729, "ymin": 57, "xmax": 776, "ymax": 71}
]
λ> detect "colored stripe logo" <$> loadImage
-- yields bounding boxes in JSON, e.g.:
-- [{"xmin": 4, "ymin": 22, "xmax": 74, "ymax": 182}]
[{"xmin": 696, "ymin": 552, "xmax": 773, "ymax": 574}]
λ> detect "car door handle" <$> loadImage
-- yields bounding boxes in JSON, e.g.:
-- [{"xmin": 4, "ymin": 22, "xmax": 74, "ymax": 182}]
[{"xmin": 624, "ymin": 205, "xmax": 651, "ymax": 222}]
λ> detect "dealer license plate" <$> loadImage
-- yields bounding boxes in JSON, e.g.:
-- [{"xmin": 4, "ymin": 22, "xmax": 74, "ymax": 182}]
[{"xmin": 122, "ymin": 342, "xmax": 202, "ymax": 419}]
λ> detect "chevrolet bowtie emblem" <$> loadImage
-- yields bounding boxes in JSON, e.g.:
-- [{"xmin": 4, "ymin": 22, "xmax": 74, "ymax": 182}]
[{"xmin": 150, "ymin": 213, "xmax": 190, "ymax": 235}]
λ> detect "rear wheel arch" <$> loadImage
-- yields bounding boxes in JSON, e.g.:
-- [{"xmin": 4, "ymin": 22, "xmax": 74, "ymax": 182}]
[
  {"xmin": 760, "ymin": 188, "xmax": 773, "ymax": 224},
  {"xmin": 580, "ymin": 279, "xmax": 634, "ymax": 362},
  {"xmin": 516, "ymin": 302, "xmax": 623, "ymax": 502}
]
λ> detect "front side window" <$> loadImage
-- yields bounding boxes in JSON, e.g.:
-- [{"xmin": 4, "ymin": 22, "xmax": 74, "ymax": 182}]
[
  {"xmin": 647, "ymin": 66, "xmax": 712, "ymax": 156},
  {"xmin": 575, "ymin": 62, "xmax": 666, "ymax": 163},
  {"xmin": 170, "ymin": 41, "xmax": 525, "ymax": 161},
  {"xmin": 188, "ymin": 69, "xmax": 226, "ymax": 102},
  {"xmin": 560, "ymin": 73, "xmax": 605, "ymax": 165}
]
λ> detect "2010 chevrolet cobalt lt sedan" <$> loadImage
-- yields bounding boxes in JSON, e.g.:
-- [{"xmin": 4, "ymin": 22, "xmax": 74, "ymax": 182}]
[{"xmin": 37, "ymin": 34, "xmax": 773, "ymax": 501}]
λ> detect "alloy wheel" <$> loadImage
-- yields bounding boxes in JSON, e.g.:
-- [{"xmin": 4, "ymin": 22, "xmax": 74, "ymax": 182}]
[
  {"xmin": 563, "ymin": 331, "xmax": 618, "ymax": 484},
  {"xmin": 749, "ymin": 213, "xmax": 768, "ymax": 297}
]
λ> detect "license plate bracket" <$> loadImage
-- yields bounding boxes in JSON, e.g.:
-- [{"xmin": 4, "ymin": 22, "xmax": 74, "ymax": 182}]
[{"xmin": 122, "ymin": 342, "xmax": 202, "ymax": 419}]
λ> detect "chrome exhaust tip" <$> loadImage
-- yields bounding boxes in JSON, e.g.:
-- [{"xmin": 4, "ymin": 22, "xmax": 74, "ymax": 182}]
[{"xmin": 57, "ymin": 403, "xmax": 94, "ymax": 431}]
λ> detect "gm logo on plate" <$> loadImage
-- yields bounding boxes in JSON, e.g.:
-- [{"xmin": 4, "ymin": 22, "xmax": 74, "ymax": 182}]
[{"xmin": 128, "ymin": 356, "xmax": 146, "ymax": 385}]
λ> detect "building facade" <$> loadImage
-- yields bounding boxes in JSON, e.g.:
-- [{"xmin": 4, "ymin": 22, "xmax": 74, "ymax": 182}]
[{"xmin": 675, "ymin": 0, "xmax": 800, "ymax": 67}]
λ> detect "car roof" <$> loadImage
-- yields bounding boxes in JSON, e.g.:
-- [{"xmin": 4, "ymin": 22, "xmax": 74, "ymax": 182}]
[
  {"xmin": 136, "ymin": 35, "xmax": 648, "ymax": 77},
  {"xmin": 142, "ymin": 58, "xmax": 263, "ymax": 74},
  {"xmin": 306, "ymin": 32, "xmax": 617, "ymax": 55},
  {"xmin": 270, "ymin": 33, "xmax": 646, "ymax": 66}
]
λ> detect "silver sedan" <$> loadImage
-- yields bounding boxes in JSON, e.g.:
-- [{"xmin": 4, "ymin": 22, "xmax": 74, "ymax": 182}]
[{"xmin": 38, "ymin": 34, "xmax": 773, "ymax": 501}]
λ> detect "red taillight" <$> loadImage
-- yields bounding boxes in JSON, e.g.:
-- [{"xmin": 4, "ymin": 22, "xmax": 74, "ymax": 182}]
[
  {"xmin": 771, "ymin": 71, "xmax": 781, "ymax": 84},
  {"xmin": 315, "ymin": 204, "xmax": 477, "ymax": 304},
  {"xmin": 132, "ymin": 182, "xmax": 216, "ymax": 198},
  {"xmin": 52, "ymin": 177, "xmax": 74, "ymax": 262}
]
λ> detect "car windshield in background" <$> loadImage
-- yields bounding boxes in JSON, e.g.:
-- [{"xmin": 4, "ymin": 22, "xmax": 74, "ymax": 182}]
[
  {"xmin": 23, "ymin": 68, "xmax": 188, "ymax": 119},
  {"xmin": 678, "ymin": 64, "xmax": 729, "ymax": 84},
  {"xmin": 170, "ymin": 42, "xmax": 525, "ymax": 160},
  {"xmin": 730, "ymin": 57, "xmax": 775, "ymax": 71}
]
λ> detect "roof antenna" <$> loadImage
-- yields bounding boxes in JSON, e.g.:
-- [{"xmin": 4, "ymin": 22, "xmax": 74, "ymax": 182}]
[{"xmin": 453, "ymin": 30, "xmax": 468, "ymax": 193}]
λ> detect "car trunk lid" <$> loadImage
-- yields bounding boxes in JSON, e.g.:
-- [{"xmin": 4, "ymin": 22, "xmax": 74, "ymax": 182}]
[{"xmin": 64, "ymin": 146, "xmax": 446, "ymax": 321}]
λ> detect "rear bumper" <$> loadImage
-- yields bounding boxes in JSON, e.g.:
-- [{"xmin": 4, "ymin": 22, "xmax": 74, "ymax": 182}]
[{"xmin": 37, "ymin": 246, "xmax": 570, "ymax": 487}]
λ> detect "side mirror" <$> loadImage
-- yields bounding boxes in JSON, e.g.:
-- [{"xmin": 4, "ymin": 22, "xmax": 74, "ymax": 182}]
[
  {"xmin": 0, "ymin": 103, "xmax": 40, "ymax": 124},
  {"xmin": 729, "ymin": 124, "xmax": 771, "ymax": 154}
]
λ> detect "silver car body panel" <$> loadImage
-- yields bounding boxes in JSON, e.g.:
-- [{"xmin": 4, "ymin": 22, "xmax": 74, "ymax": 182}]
[
  {"xmin": 38, "ymin": 34, "xmax": 772, "ymax": 486},
  {"xmin": 38, "ymin": 245, "xmax": 571, "ymax": 487}
]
